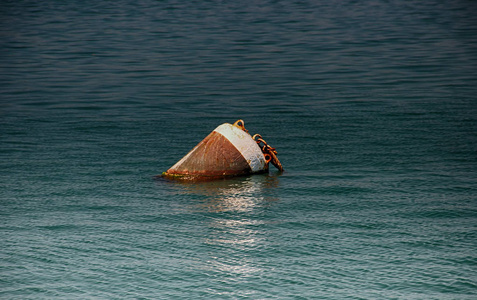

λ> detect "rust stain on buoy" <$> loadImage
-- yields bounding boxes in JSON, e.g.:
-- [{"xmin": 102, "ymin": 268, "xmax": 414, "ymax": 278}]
[{"xmin": 161, "ymin": 120, "xmax": 283, "ymax": 181}]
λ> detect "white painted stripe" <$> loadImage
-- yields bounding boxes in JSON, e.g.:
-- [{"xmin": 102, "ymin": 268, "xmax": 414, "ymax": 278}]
[{"xmin": 214, "ymin": 123, "xmax": 267, "ymax": 172}]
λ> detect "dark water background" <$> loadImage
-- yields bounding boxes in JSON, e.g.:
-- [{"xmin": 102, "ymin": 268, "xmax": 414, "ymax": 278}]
[{"xmin": 1, "ymin": 0, "xmax": 477, "ymax": 298}]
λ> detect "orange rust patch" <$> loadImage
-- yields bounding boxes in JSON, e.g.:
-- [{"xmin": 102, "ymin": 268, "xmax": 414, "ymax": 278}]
[{"xmin": 165, "ymin": 131, "xmax": 252, "ymax": 177}]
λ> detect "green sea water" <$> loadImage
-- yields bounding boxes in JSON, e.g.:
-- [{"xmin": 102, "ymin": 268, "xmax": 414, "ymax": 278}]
[{"xmin": 1, "ymin": 0, "xmax": 477, "ymax": 298}]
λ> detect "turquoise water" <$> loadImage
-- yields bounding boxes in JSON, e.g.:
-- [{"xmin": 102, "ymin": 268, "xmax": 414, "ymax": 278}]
[{"xmin": 1, "ymin": 0, "xmax": 477, "ymax": 298}]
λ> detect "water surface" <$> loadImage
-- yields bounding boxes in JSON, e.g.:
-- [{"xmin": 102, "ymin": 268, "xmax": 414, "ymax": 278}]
[{"xmin": 1, "ymin": 0, "xmax": 477, "ymax": 298}]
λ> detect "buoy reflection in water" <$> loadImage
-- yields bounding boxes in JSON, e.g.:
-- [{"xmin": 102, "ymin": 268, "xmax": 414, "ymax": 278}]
[
  {"xmin": 170, "ymin": 173, "xmax": 281, "ymax": 213},
  {"xmin": 165, "ymin": 174, "xmax": 281, "ymax": 287}
]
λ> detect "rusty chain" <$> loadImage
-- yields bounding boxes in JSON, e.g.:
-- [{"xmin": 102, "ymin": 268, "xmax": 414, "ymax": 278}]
[
  {"xmin": 233, "ymin": 120, "xmax": 283, "ymax": 172},
  {"xmin": 252, "ymin": 134, "xmax": 284, "ymax": 172}
]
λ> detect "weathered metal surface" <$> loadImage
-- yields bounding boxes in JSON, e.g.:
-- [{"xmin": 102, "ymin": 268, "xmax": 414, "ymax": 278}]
[
  {"xmin": 214, "ymin": 123, "xmax": 267, "ymax": 173},
  {"xmin": 162, "ymin": 122, "xmax": 268, "ymax": 180}
]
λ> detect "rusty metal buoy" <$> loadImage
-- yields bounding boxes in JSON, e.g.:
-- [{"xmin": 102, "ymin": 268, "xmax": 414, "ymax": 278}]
[{"xmin": 161, "ymin": 120, "xmax": 283, "ymax": 180}]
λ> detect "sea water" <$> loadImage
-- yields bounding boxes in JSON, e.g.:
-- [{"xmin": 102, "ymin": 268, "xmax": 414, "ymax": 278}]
[{"xmin": 1, "ymin": 0, "xmax": 477, "ymax": 298}]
